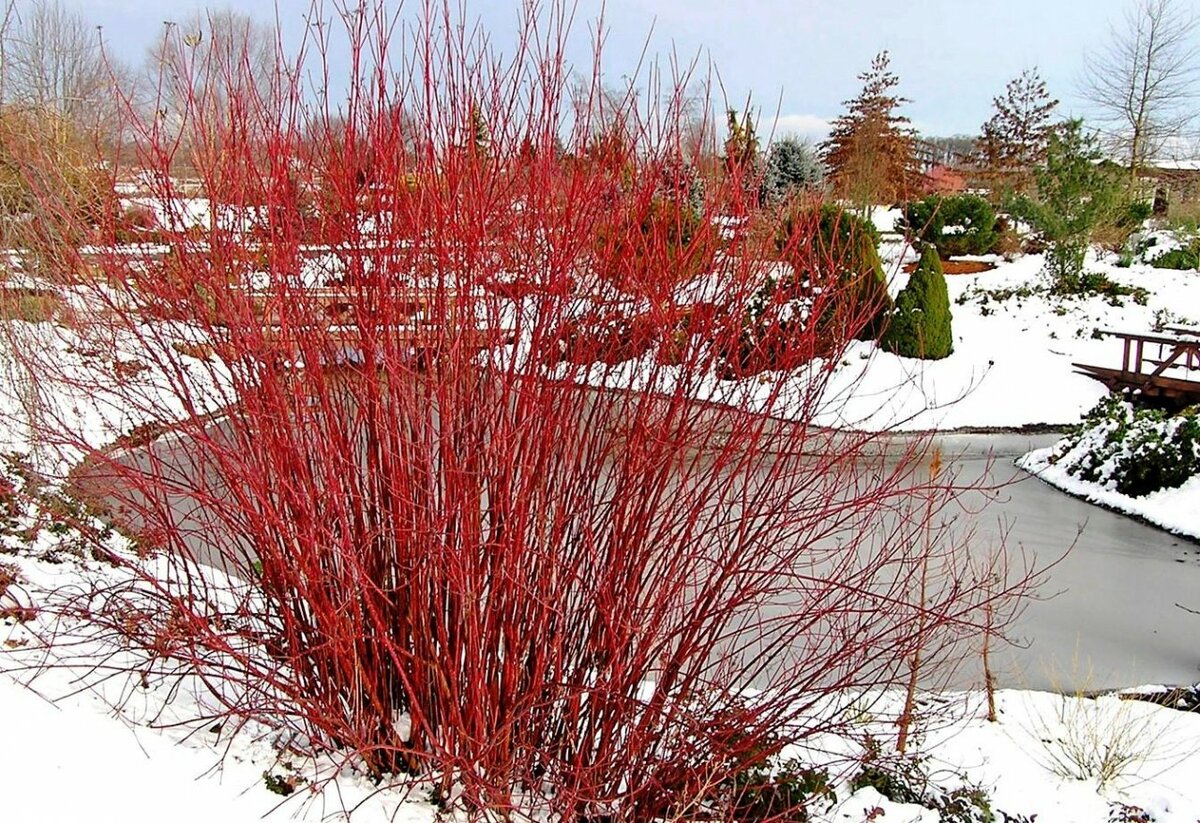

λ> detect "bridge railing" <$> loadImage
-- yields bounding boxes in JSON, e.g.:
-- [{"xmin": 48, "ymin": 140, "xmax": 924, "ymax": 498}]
[{"xmin": 1100, "ymin": 329, "xmax": 1200, "ymax": 381}]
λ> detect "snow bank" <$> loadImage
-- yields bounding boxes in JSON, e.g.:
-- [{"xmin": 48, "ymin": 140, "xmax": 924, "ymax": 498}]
[{"xmin": 1019, "ymin": 445, "xmax": 1200, "ymax": 540}]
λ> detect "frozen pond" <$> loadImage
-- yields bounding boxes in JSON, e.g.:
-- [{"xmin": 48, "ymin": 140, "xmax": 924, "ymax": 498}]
[
  {"xmin": 927, "ymin": 432, "xmax": 1200, "ymax": 691},
  {"xmin": 87, "ymin": 417, "xmax": 1200, "ymax": 694}
]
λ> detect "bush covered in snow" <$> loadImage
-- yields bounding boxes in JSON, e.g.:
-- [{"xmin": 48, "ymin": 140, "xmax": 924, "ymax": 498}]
[
  {"xmin": 881, "ymin": 246, "xmax": 954, "ymax": 359},
  {"xmin": 898, "ymin": 193, "xmax": 998, "ymax": 258},
  {"xmin": 1045, "ymin": 395, "xmax": 1200, "ymax": 497},
  {"xmin": 848, "ymin": 737, "xmax": 996, "ymax": 823},
  {"xmin": 1128, "ymin": 230, "xmax": 1200, "ymax": 271}
]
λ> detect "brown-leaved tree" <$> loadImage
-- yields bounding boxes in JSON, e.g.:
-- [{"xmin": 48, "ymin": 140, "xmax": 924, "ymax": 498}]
[
  {"xmin": 820, "ymin": 51, "xmax": 917, "ymax": 214},
  {"xmin": 974, "ymin": 68, "xmax": 1059, "ymax": 199}
]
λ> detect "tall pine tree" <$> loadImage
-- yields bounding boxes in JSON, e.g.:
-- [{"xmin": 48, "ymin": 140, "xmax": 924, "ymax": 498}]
[
  {"xmin": 1010, "ymin": 119, "xmax": 1119, "ymax": 287},
  {"xmin": 820, "ymin": 51, "xmax": 917, "ymax": 214},
  {"xmin": 974, "ymin": 69, "xmax": 1058, "ymax": 199}
]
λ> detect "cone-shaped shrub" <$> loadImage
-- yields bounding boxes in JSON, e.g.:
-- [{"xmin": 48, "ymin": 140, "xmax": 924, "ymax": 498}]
[
  {"xmin": 882, "ymin": 246, "xmax": 954, "ymax": 359},
  {"xmin": 775, "ymin": 203, "xmax": 893, "ymax": 341}
]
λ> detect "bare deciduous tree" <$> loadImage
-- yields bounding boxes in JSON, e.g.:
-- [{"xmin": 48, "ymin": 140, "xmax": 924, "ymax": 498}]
[
  {"xmin": 2, "ymin": 1, "xmax": 108, "ymax": 123},
  {"xmin": 1081, "ymin": 0, "xmax": 1200, "ymax": 180},
  {"xmin": 145, "ymin": 7, "xmax": 278, "ymax": 157},
  {"xmin": 974, "ymin": 68, "xmax": 1058, "ymax": 199},
  {"xmin": 0, "ymin": 1, "xmax": 17, "ymax": 104}
]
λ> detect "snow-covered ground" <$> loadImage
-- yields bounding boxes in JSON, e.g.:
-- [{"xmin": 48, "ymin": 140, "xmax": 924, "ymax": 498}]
[
  {"xmin": 6, "ymin": 568, "xmax": 1200, "ymax": 823},
  {"xmin": 1020, "ymin": 443, "xmax": 1200, "ymax": 540},
  {"xmin": 517, "ymin": 233, "xmax": 1199, "ymax": 433},
  {"xmin": 814, "ymin": 240, "xmax": 1198, "ymax": 431},
  {"xmin": 849, "ymin": 223, "xmax": 1200, "ymax": 539},
  {"xmin": 6, "ymin": 522, "xmax": 1200, "ymax": 823}
]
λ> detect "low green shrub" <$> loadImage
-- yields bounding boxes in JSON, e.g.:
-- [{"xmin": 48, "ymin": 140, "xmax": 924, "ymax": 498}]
[
  {"xmin": 955, "ymin": 283, "xmax": 1037, "ymax": 308},
  {"xmin": 775, "ymin": 202, "xmax": 882, "ymax": 268},
  {"xmin": 1094, "ymin": 199, "xmax": 1154, "ymax": 254},
  {"xmin": 939, "ymin": 787, "xmax": 997, "ymax": 823},
  {"xmin": 716, "ymin": 277, "xmax": 836, "ymax": 378},
  {"xmin": 726, "ymin": 759, "xmax": 837, "ymax": 822},
  {"xmin": 1120, "ymin": 200, "xmax": 1153, "ymax": 229},
  {"xmin": 850, "ymin": 737, "xmax": 994, "ymax": 823},
  {"xmin": 1150, "ymin": 247, "xmax": 1199, "ymax": 270},
  {"xmin": 1132, "ymin": 231, "xmax": 1200, "ymax": 270},
  {"xmin": 594, "ymin": 193, "xmax": 712, "ymax": 292},
  {"xmin": 1051, "ymin": 396, "xmax": 1200, "ymax": 497},
  {"xmin": 1049, "ymin": 270, "xmax": 1149, "ymax": 306},
  {"xmin": 262, "ymin": 771, "xmax": 297, "ymax": 796},
  {"xmin": 957, "ymin": 271, "xmax": 1147, "ymax": 311},
  {"xmin": 851, "ymin": 759, "xmax": 925, "ymax": 805},
  {"xmin": 899, "ymin": 194, "xmax": 997, "ymax": 258}
]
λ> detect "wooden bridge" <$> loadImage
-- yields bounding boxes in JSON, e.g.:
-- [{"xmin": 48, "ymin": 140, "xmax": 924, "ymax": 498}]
[{"xmin": 1073, "ymin": 326, "xmax": 1200, "ymax": 404}]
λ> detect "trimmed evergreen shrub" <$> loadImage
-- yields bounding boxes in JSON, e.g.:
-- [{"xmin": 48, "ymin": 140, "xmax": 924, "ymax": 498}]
[
  {"xmin": 776, "ymin": 202, "xmax": 882, "ymax": 259},
  {"xmin": 775, "ymin": 203, "xmax": 892, "ymax": 340},
  {"xmin": 882, "ymin": 246, "xmax": 954, "ymax": 359},
  {"xmin": 593, "ymin": 193, "xmax": 712, "ymax": 293},
  {"xmin": 899, "ymin": 195, "xmax": 943, "ymax": 247},
  {"xmin": 899, "ymin": 194, "xmax": 997, "ymax": 257}
]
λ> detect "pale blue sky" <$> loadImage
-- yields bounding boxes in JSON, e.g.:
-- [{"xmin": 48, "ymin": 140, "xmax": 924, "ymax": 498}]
[{"xmin": 68, "ymin": 0, "xmax": 1139, "ymax": 140}]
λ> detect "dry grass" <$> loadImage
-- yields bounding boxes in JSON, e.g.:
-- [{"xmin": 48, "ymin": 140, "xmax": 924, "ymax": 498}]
[
  {"xmin": 1031, "ymin": 693, "xmax": 1166, "ymax": 787},
  {"xmin": 1090, "ymin": 220, "xmax": 1138, "ymax": 254},
  {"xmin": 1166, "ymin": 199, "xmax": 1200, "ymax": 229},
  {"xmin": 0, "ymin": 288, "xmax": 65, "ymax": 324},
  {"xmin": 0, "ymin": 561, "xmax": 17, "ymax": 598},
  {"xmin": 1022, "ymin": 662, "xmax": 1182, "ymax": 790}
]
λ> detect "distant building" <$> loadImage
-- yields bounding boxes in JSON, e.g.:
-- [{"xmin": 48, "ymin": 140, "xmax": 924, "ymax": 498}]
[
  {"xmin": 1138, "ymin": 160, "xmax": 1200, "ymax": 214},
  {"xmin": 920, "ymin": 164, "xmax": 967, "ymax": 195},
  {"xmin": 912, "ymin": 137, "xmax": 973, "ymax": 196}
]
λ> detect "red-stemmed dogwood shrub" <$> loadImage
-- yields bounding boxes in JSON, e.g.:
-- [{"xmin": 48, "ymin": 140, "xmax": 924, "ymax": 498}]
[{"xmin": 1, "ymin": 3, "xmax": 1041, "ymax": 819}]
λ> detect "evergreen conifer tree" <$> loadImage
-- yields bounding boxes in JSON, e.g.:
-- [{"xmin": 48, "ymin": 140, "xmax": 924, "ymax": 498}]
[
  {"xmin": 762, "ymin": 136, "xmax": 824, "ymax": 204},
  {"xmin": 777, "ymin": 204, "xmax": 894, "ymax": 341},
  {"xmin": 1010, "ymin": 119, "xmax": 1119, "ymax": 286},
  {"xmin": 882, "ymin": 245, "xmax": 954, "ymax": 359}
]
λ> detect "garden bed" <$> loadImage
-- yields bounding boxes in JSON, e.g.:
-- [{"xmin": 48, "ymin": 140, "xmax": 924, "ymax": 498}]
[{"xmin": 902, "ymin": 258, "xmax": 997, "ymax": 276}]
